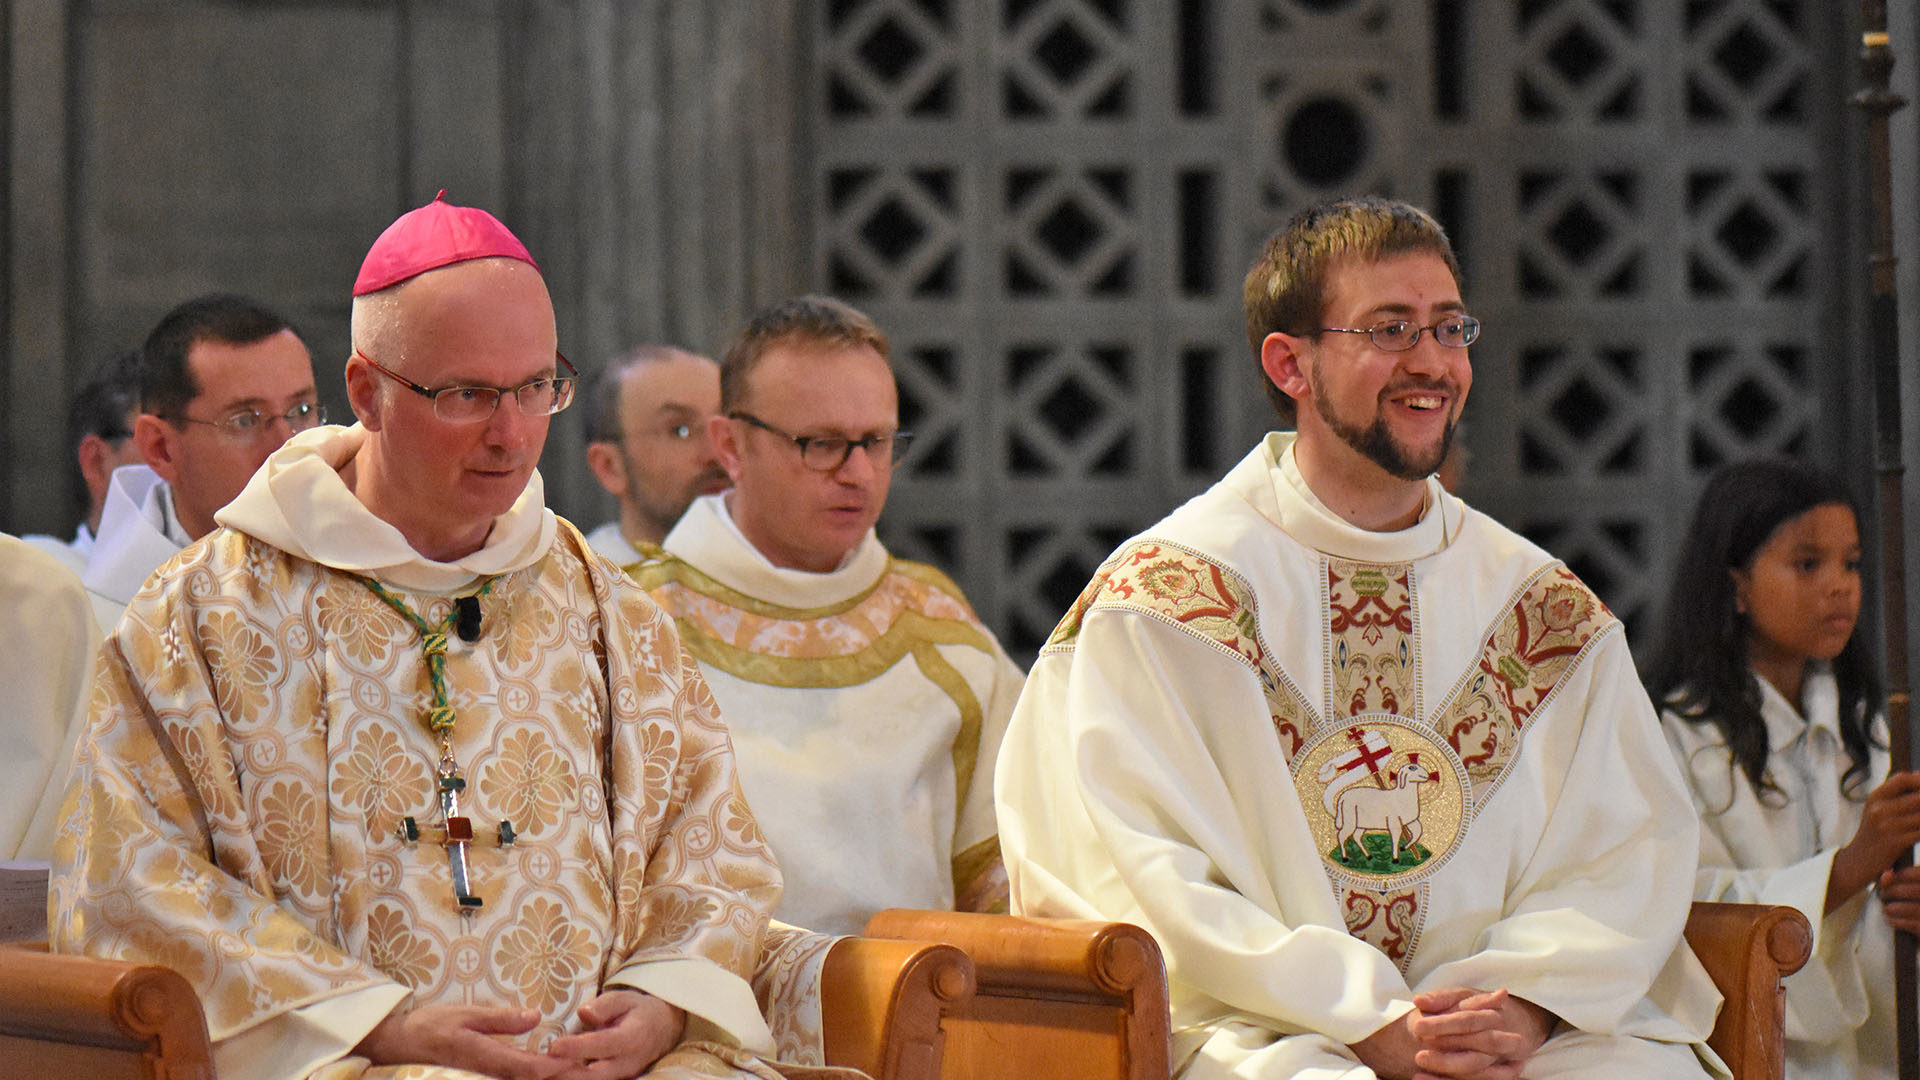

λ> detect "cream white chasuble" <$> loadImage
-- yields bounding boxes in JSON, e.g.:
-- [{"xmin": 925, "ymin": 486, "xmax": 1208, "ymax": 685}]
[
  {"xmin": 996, "ymin": 433, "xmax": 1723, "ymax": 1078},
  {"xmin": 632, "ymin": 494, "xmax": 1022, "ymax": 936}
]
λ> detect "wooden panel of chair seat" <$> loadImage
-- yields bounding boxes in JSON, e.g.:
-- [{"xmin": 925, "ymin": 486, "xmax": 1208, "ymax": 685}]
[
  {"xmin": 0, "ymin": 934, "xmax": 973, "ymax": 1080},
  {"xmin": 864, "ymin": 909, "xmax": 1170, "ymax": 1080}
]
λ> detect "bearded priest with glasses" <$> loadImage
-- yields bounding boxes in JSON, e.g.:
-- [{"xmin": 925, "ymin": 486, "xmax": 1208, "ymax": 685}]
[
  {"xmin": 50, "ymin": 194, "xmax": 800, "ymax": 1080},
  {"xmin": 626, "ymin": 295, "xmax": 1025, "ymax": 938},
  {"xmin": 994, "ymin": 197, "xmax": 1727, "ymax": 1079}
]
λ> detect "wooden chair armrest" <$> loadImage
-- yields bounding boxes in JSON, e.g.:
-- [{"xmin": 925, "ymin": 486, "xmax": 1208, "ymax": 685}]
[
  {"xmin": 0, "ymin": 941, "xmax": 213, "ymax": 1078},
  {"xmin": 820, "ymin": 936, "xmax": 974, "ymax": 1080},
  {"xmin": 864, "ymin": 909, "xmax": 1171, "ymax": 1080},
  {"xmin": 1684, "ymin": 901, "xmax": 1812, "ymax": 1080},
  {"xmin": 864, "ymin": 908, "xmax": 1165, "ymax": 1000}
]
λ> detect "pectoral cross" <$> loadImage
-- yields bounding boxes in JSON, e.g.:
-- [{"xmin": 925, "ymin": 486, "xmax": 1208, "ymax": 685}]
[{"xmin": 396, "ymin": 770, "xmax": 516, "ymax": 913}]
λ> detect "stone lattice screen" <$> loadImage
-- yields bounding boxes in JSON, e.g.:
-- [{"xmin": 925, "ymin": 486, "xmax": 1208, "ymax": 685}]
[{"xmin": 810, "ymin": 0, "xmax": 1853, "ymax": 663}]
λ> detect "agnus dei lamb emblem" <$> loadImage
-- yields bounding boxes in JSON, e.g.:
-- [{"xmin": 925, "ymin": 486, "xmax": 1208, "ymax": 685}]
[{"xmin": 1295, "ymin": 716, "xmax": 1470, "ymax": 889}]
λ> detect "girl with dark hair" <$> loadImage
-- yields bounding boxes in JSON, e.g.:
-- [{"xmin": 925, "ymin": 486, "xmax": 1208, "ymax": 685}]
[{"xmin": 1647, "ymin": 457, "xmax": 1920, "ymax": 1079}]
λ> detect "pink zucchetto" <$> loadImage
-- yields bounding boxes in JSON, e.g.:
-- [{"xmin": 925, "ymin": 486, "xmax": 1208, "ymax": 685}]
[{"xmin": 351, "ymin": 190, "xmax": 538, "ymax": 296}]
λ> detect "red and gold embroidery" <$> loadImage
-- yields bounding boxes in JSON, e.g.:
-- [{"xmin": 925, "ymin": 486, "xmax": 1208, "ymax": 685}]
[
  {"xmin": 1341, "ymin": 883, "xmax": 1425, "ymax": 967},
  {"xmin": 1294, "ymin": 559, "xmax": 1610, "ymax": 968},
  {"xmin": 1294, "ymin": 716, "xmax": 1470, "ymax": 896},
  {"xmin": 1326, "ymin": 559, "xmax": 1418, "ymax": 721},
  {"xmin": 1051, "ymin": 540, "xmax": 1317, "ymax": 761},
  {"xmin": 1433, "ymin": 565, "xmax": 1614, "ymax": 800}
]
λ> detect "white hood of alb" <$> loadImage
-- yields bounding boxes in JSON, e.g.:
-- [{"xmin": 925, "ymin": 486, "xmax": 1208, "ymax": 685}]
[{"xmin": 216, "ymin": 423, "xmax": 555, "ymax": 594}]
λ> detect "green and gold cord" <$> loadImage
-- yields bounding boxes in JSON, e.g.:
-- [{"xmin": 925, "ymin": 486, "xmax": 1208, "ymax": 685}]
[{"xmin": 360, "ymin": 576, "xmax": 496, "ymax": 753}]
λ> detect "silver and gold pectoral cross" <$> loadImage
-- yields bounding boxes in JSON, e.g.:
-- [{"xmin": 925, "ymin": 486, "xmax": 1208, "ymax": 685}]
[
  {"xmin": 360, "ymin": 577, "xmax": 515, "ymax": 914},
  {"xmin": 396, "ymin": 766, "xmax": 516, "ymax": 913}
]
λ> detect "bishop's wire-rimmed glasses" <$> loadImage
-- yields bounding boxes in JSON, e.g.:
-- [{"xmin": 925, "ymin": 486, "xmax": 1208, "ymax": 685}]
[
  {"xmin": 728, "ymin": 411, "xmax": 914, "ymax": 471},
  {"xmin": 355, "ymin": 348, "xmax": 577, "ymax": 423},
  {"xmin": 1318, "ymin": 314, "xmax": 1482, "ymax": 352}
]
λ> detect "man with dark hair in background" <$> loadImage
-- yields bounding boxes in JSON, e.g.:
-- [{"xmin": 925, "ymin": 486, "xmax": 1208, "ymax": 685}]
[
  {"xmin": 581, "ymin": 345, "xmax": 729, "ymax": 566},
  {"xmin": 21, "ymin": 350, "xmax": 145, "ymax": 575},
  {"xmin": 81, "ymin": 292, "xmax": 319, "ymax": 629}
]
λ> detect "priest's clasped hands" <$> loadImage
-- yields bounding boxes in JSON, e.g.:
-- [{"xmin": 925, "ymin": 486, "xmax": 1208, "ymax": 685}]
[
  {"xmin": 1350, "ymin": 986, "xmax": 1557, "ymax": 1080},
  {"xmin": 353, "ymin": 988, "xmax": 686, "ymax": 1079}
]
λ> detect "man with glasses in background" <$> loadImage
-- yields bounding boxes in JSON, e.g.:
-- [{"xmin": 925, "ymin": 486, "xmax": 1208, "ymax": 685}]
[
  {"xmin": 82, "ymin": 293, "xmax": 320, "ymax": 629},
  {"xmin": 631, "ymin": 294, "xmax": 1025, "ymax": 936},
  {"xmin": 54, "ymin": 194, "xmax": 789, "ymax": 1079},
  {"xmin": 995, "ymin": 196, "xmax": 1723, "ymax": 1078}
]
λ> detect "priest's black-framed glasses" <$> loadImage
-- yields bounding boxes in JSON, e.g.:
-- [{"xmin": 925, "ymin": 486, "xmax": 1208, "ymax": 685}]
[
  {"xmin": 354, "ymin": 348, "xmax": 577, "ymax": 423},
  {"xmin": 728, "ymin": 411, "xmax": 914, "ymax": 471}
]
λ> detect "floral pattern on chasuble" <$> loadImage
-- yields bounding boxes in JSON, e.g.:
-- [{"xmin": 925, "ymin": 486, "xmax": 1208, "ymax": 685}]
[
  {"xmin": 51, "ymin": 522, "xmax": 783, "ymax": 1063},
  {"xmin": 1326, "ymin": 560, "xmax": 1418, "ymax": 719},
  {"xmin": 1300, "ymin": 559, "xmax": 1446, "ymax": 968},
  {"xmin": 752, "ymin": 923, "xmax": 843, "ymax": 1066},
  {"xmin": 1042, "ymin": 540, "xmax": 1317, "ymax": 758},
  {"xmin": 1048, "ymin": 540, "xmax": 1613, "ymax": 975},
  {"xmin": 1432, "ymin": 566, "xmax": 1615, "ymax": 802}
]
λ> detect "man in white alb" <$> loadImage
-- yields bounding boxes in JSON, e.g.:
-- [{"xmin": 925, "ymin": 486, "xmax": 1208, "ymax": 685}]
[
  {"xmin": 581, "ymin": 345, "xmax": 729, "ymax": 565},
  {"xmin": 994, "ymin": 196, "xmax": 1723, "ymax": 1079},
  {"xmin": 630, "ymin": 294, "xmax": 1024, "ymax": 936}
]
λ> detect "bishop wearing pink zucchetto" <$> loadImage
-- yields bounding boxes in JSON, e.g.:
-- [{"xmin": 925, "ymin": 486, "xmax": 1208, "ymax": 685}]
[{"xmin": 50, "ymin": 192, "xmax": 811, "ymax": 1080}]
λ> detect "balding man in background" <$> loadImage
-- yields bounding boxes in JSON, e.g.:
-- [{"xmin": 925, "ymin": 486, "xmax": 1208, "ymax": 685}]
[{"xmin": 582, "ymin": 345, "xmax": 729, "ymax": 567}]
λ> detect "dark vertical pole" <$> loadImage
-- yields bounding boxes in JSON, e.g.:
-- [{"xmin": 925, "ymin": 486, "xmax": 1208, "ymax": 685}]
[{"xmin": 1852, "ymin": 6, "xmax": 1916, "ymax": 1078}]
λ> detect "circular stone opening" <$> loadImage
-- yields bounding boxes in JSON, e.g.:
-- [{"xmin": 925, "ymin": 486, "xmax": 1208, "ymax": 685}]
[{"xmin": 1283, "ymin": 96, "xmax": 1369, "ymax": 186}]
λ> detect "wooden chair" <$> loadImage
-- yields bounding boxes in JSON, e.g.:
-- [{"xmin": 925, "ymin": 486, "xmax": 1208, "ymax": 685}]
[
  {"xmin": 1683, "ymin": 901, "xmax": 1812, "ymax": 1080},
  {"xmin": 865, "ymin": 909, "xmax": 1171, "ymax": 1080},
  {"xmin": 0, "ymin": 942, "xmax": 213, "ymax": 1080},
  {"xmin": 867, "ymin": 902, "xmax": 1812, "ymax": 1080},
  {"xmin": 819, "ymin": 936, "xmax": 973, "ymax": 1079},
  {"xmin": 0, "ymin": 934, "xmax": 973, "ymax": 1080},
  {"xmin": 0, "ymin": 902, "xmax": 1811, "ymax": 1080}
]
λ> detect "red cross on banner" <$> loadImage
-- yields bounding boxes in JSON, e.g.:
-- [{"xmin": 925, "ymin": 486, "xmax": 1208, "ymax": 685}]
[{"xmin": 1335, "ymin": 726, "xmax": 1394, "ymax": 789}]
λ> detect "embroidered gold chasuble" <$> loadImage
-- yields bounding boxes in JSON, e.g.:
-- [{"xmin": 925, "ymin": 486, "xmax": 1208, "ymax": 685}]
[
  {"xmin": 50, "ymin": 425, "xmax": 796, "ymax": 1080},
  {"xmin": 997, "ymin": 433, "xmax": 1724, "ymax": 1079},
  {"xmin": 629, "ymin": 494, "xmax": 1022, "ymax": 936}
]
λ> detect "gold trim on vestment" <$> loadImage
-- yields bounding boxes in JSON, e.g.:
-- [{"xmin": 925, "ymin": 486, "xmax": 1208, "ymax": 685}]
[
  {"xmin": 950, "ymin": 834, "xmax": 1006, "ymax": 912},
  {"xmin": 628, "ymin": 553, "xmax": 970, "ymax": 621},
  {"xmin": 910, "ymin": 639, "xmax": 985, "ymax": 816},
  {"xmin": 659, "ymin": 580, "xmax": 993, "ymax": 820}
]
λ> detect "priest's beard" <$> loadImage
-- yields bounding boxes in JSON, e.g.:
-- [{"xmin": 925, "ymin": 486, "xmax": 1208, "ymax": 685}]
[{"xmin": 1311, "ymin": 372, "xmax": 1459, "ymax": 482}]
